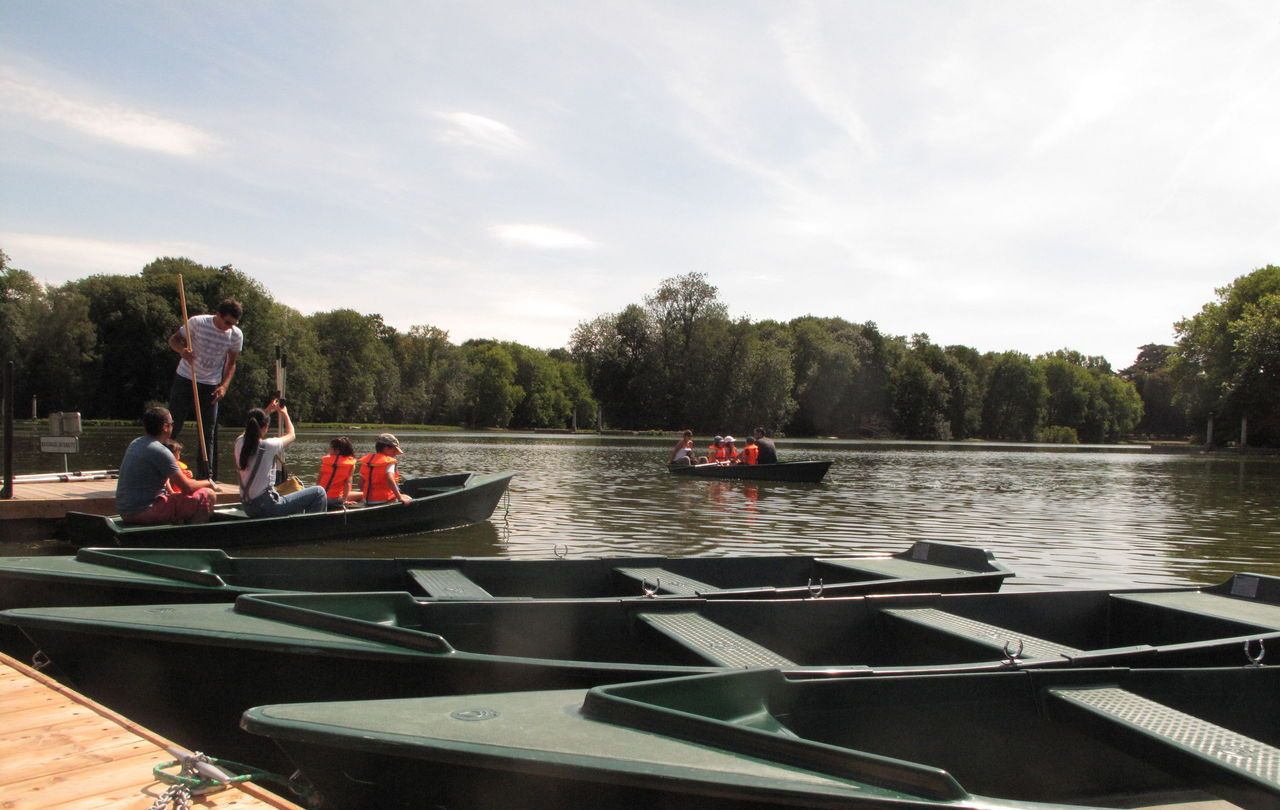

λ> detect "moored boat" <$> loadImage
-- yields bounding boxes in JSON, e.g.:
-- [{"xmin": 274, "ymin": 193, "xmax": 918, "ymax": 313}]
[
  {"xmin": 56, "ymin": 471, "xmax": 515, "ymax": 548},
  {"xmin": 0, "ymin": 540, "xmax": 1011, "ymax": 620},
  {"xmin": 668, "ymin": 460, "xmax": 832, "ymax": 482},
  {"xmin": 243, "ymin": 665, "xmax": 1280, "ymax": 809},
  {"xmin": 5, "ymin": 573, "xmax": 1278, "ymax": 771}
]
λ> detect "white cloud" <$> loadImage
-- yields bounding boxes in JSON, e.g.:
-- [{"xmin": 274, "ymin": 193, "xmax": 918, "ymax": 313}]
[
  {"xmin": 489, "ymin": 224, "xmax": 596, "ymax": 250},
  {"xmin": 433, "ymin": 111, "xmax": 526, "ymax": 153},
  {"xmin": 0, "ymin": 67, "xmax": 218, "ymax": 156}
]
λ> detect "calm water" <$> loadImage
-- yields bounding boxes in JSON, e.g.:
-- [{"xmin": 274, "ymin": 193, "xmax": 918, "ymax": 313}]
[{"xmin": 5, "ymin": 428, "xmax": 1280, "ymax": 589}]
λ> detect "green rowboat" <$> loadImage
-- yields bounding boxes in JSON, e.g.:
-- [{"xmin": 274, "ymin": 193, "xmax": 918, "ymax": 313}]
[
  {"xmin": 243, "ymin": 666, "xmax": 1280, "ymax": 809},
  {"xmin": 669, "ymin": 460, "xmax": 832, "ymax": 482},
  {"xmin": 4, "ymin": 574, "xmax": 1278, "ymax": 772},
  {"xmin": 56, "ymin": 471, "xmax": 515, "ymax": 548}
]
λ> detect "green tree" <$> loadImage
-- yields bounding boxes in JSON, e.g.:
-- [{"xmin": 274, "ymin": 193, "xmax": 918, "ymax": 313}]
[
  {"xmin": 464, "ymin": 342, "xmax": 523, "ymax": 427},
  {"xmin": 1121, "ymin": 344, "xmax": 1187, "ymax": 437},
  {"xmin": 891, "ymin": 354, "xmax": 951, "ymax": 439},
  {"xmin": 981, "ymin": 351, "xmax": 1046, "ymax": 441},
  {"xmin": 1171, "ymin": 265, "xmax": 1280, "ymax": 445},
  {"xmin": 24, "ymin": 286, "xmax": 97, "ymax": 412},
  {"xmin": 309, "ymin": 309, "xmax": 397, "ymax": 421}
]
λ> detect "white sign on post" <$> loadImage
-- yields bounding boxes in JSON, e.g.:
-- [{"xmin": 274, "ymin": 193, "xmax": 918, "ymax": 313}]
[{"xmin": 40, "ymin": 436, "xmax": 80, "ymax": 453}]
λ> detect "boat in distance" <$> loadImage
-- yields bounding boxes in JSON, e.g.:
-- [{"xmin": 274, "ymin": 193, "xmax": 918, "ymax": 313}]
[
  {"xmin": 668, "ymin": 460, "xmax": 832, "ymax": 482},
  {"xmin": 0, "ymin": 540, "xmax": 1011, "ymax": 622},
  {"xmin": 5, "ymin": 573, "xmax": 1278, "ymax": 771},
  {"xmin": 243, "ymin": 665, "xmax": 1280, "ymax": 809},
  {"xmin": 56, "ymin": 471, "xmax": 515, "ymax": 548}
]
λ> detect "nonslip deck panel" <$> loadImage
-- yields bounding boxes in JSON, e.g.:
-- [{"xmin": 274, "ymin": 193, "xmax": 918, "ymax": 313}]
[
  {"xmin": 1047, "ymin": 686, "xmax": 1280, "ymax": 806},
  {"xmin": 1111, "ymin": 590, "xmax": 1280, "ymax": 631},
  {"xmin": 823, "ymin": 558, "xmax": 962, "ymax": 580},
  {"xmin": 614, "ymin": 567, "xmax": 718, "ymax": 596},
  {"xmin": 881, "ymin": 607, "xmax": 1084, "ymax": 659},
  {"xmin": 407, "ymin": 568, "xmax": 494, "ymax": 599},
  {"xmin": 636, "ymin": 611, "xmax": 795, "ymax": 668}
]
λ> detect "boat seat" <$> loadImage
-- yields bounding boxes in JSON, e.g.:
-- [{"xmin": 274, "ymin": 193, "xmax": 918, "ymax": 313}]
[
  {"xmin": 614, "ymin": 567, "xmax": 719, "ymax": 596},
  {"xmin": 821, "ymin": 558, "xmax": 961, "ymax": 580},
  {"xmin": 1046, "ymin": 685, "xmax": 1280, "ymax": 802},
  {"xmin": 406, "ymin": 568, "xmax": 494, "ymax": 600},
  {"xmin": 636, "ymin": 611, "xmax": 795, "ymax": 668},
  {"xmin": 881, "ymin": 608, "xmax": 1083, "ymax": 660}
]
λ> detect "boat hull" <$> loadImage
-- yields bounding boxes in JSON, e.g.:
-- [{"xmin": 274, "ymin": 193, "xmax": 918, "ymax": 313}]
[
  {"xmin": 56, "ymin": 471, "xmax": 515, "ymax": 548},
  {"xmin": 243, "ymin": 666, "xmax": 1280, "ymax": 809},
  {"xmin": 668, "ymin": 461, "xmax": 832, "ymax": 482}
]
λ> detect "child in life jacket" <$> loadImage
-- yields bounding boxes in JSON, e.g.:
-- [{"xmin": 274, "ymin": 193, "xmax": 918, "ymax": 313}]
[
  {"xmin": 719, "ymin": 436, "xmax": 740, "ymax": 463},
  {"xmin": 358, "ymin": 433, "xmax": 413, "ymax": 505},
  {"xmin": 163, "ymin": 441, "xmax": 196, "ymax": 493},
  {"xmin": 739, "ymin": 435, "xmax": 760, "ymax": 465},
  {"xmin": 318, "ymin": 436, "xmax": 362, "ymax": 507}
]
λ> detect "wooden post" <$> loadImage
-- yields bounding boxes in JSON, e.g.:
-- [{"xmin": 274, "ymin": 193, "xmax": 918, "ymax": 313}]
[
  {"xmin": 1205, "ymin": 412, "xmax": 1214, "ymax": 449},
  {"xmin": 1240, "ymin": 414, "xmax": 1248, "ymax": 449},
  {"xmin": 2, "ymin": 362, "xmax": 13, "ymax": 499}
]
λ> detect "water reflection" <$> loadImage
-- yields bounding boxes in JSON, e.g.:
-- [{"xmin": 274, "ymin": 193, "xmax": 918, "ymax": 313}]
[{"xmin": 4, "ymin": 428, "xmax": 1279, "ymax": 587}]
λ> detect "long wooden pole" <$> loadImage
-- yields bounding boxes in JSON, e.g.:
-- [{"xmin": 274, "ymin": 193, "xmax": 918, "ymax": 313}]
[{"xmin": 176, "ymin": 274, "xmax": 210, "ymax": 476}]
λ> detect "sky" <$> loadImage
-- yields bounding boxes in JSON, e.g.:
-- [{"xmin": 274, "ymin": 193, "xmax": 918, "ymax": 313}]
[{"xmin": 3, "ymin": 1, "xmax": 1279, "ymax": 369}]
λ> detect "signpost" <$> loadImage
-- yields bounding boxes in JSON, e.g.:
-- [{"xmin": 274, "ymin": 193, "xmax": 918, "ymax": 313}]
[{"xmin": 43, "ymin": 411, "xmax": 82, "ymax": 472}]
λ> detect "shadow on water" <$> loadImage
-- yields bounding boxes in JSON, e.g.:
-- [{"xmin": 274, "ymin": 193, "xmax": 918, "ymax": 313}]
[{"xmin": 5, "ymin": 428, "xmax": 1280, "ymax": 587}]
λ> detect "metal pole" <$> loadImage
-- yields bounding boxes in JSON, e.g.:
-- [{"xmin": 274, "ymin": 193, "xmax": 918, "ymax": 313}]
[{"xmin": 2, "ymin": 362, "xmax": 14, "ymax": 499}]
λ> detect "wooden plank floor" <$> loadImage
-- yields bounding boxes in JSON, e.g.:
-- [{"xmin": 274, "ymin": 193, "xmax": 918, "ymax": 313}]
[
  {"xmin": 0, "ymin": 479, "xmax": 241, "ymax": 520},
  {"xmin": 0, "ymin": 652, "xmax": 302, "ymax": 809}
]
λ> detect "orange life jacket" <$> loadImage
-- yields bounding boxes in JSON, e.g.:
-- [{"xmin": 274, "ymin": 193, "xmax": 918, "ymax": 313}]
[
  {"xmin": 742, "ymin": 444, "xmax": 760, "ymax": 465},
  {"xmin": 358, "ymin": 452, "xmax": 400, "ymax": 502},
  {"xmin": 319, "ymin": 454, "xmax": 356, "ymax": 499},
  {"xmin": 707, "ymin": 443, "xmax": 719, "ymax": 459},
  {"xmin": 716, "ymin": 445, "xmax": 736, "ymax": 462}
]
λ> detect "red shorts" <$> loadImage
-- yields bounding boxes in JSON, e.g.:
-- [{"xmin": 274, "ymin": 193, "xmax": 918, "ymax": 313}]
[{"xmin": 122, "ymin": 489, "xmax": 215, "ymax": 525}]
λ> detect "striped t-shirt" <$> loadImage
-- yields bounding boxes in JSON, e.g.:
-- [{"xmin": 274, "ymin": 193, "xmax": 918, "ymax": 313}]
[{"xmin": 176, "ymin": 314, "xmax": 244, "ymax": 385}]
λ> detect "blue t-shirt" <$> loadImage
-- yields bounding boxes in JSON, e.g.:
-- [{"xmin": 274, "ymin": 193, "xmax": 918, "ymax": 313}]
[{"xmin": 115, "ymin": 435, "xmax": 181, "ymax": 514}]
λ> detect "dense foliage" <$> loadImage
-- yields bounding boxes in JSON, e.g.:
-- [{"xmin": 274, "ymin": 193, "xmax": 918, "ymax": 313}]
[
  {"xmin": 1162, "ymin": 265, "xmax": 1280, "ymax": 446},
  {"xmin": 0, "ymin": 253, "xmax": 594, "ymax": 430},
  {"xmin": 571, "ymin": 273, "xmax": 1144, "ymax": 442},
  {"xmin": 7, "ymin": 250, "xmax": 1275, "ymax": 446}
]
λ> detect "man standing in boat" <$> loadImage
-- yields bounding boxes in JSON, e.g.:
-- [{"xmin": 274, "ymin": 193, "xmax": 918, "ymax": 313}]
[
  {"xmin": 167, "ymin": 298, "xmax": 243, "ymax": 480},
  {"xmin": 752, "ymin": 427, "xmax": 778, "ymax": 464},
  {"xmin": 116, "ymin": 407, "xmax": 218, "ymax": 525}
]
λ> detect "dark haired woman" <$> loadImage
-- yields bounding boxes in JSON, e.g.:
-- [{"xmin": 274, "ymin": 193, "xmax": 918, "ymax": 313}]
[
  {"xmin": 234, "ymin": 400, "xmax": 327, "ymax": 518},
  {"xmin": 318, "ymin": 436, "xmax": 363, "ymax": 507}
]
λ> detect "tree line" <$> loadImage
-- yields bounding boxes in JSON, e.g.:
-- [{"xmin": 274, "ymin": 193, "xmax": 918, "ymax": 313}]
[
  {"xmin": 2, "ymin": 248, "xmax": 1276, "ymax": 445},
  {"xmin": 0, "ymin": 254, "xmax": 594, "ymax": 430},
  {"xmin": 570, "ymin": 273, "xmax": 1143, "ymax": 443}
]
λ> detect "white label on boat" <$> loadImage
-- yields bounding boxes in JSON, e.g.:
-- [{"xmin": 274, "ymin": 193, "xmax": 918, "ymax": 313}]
[
  {"xmin": 912, "ymin": 544, "xmax": 930, "ymax": 560},
  {"xmin": 1230, "ymin": 576, "xmax": 1259, "ymax": 599}
]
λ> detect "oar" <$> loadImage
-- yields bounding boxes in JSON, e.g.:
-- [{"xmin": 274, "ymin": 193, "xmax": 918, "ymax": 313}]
[{"xmin": 176, "ymin": 274, "xmax": 211, "ymax": 478}]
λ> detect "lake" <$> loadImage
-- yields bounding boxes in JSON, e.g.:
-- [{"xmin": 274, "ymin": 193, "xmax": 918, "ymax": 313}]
[{"xmin": 5, "ymin": 427, "xmax": 1280, "ymax": 589}]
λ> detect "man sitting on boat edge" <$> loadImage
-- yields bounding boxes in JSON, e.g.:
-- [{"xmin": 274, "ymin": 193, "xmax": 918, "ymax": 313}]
[
  {"xmin": 752, "ymin": 427, "xmax": 778, "ymax": 464},
  {"xmin": 115, "ymin": 407, "xmax": 218, "ymax": 525}
]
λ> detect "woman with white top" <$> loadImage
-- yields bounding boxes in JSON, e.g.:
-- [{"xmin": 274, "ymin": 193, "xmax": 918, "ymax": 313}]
[{"xmin": 234, "ymin": 400, "xmax": 327, "ymax": 518}]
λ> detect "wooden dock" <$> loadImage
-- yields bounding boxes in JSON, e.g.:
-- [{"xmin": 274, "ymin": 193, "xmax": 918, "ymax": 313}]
[
  {"xmin": 0, "ymin": 651, "xmax": 302, "ymax": 809},
  {"xmin": 0, "ymin": 479, "xmax": 240, "ymax": 542}
]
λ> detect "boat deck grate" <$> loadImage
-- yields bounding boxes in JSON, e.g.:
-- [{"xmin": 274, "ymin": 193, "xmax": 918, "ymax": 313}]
[
  {"xmin": 407, "ymin": 568, "xmax": 495, "ymax": 600},
  {"xmin": 637, "ymin": 611, "xmax": 795, "ymax": 668},
  {"xmin": 881, "ymin": 607, "xmax": 1083, "ymax": 659},
  {"xmin": 1048, "ymin": 686, "xmax": 1280, "ymax": 786},
  {"xmin": 614, "ymin": 567, "xmax": 718, "ymax": 596}
]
